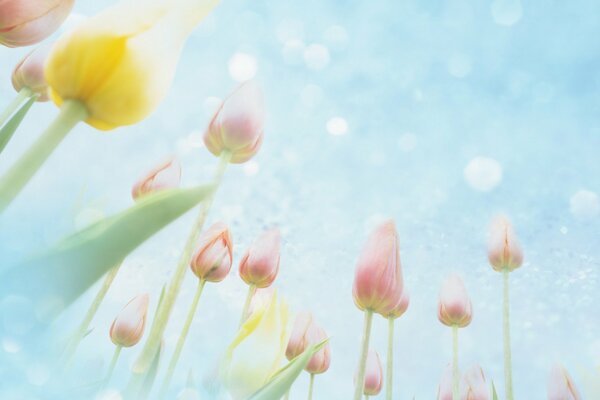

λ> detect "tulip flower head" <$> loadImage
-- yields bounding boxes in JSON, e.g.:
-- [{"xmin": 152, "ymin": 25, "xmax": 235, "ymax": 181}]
[
  {"xmin": 45, "ymin": 0, "xmax": 220, "ymax": 130},
  {"xmin": 286, "ymin": 311, "xmax": 331, "ymax": 375},
  {"xmin": 0, "ymin": 0, "xmax": 74, "ymax": 47},
  {"xmin": 109, "ymin": 294, "xmax": 149, "ymax": 347},
  {"xmin": 547, "ymin": 364, "xmax": 582, "ymax": 400},
  {"xmin": 221, "ymin": 292, "xmax": 289, "ymax": 400},
  {"xmin": 239, "ymin": 229, "xmax": 281, "ymax": 288},
  {"xmin": 353, "ymin": 220, "xmax": 404, "ymax": 315},
  {"xmin": 438, "ymin": 275, "xmax": 473, "ymax": 328},
  {"xmin": 12, "ymin": 45, "xmax": 52, "ymax": 101},
  {"xmin": 437, "ymin": 364, "xmax": 454, "ymax": 400},
  {"xmin": 190, "ymin": 222, "xmax": 233, "ymax": 282},
  {"xmin": 461, "ymin": 365, "xmax": 490, "ymax": 400},
  {"xmin": 488, "ymin": 215, "xmax": 524, "ymax": 273},
  {"xmin": 131, "ymin": 158, "xmax": 181, "ymax": 201},
  {"xmin": 204, "ymin": 81, "xmax": 265, "ymax": 163},
  {"xmin": 358, "ymin": 349, "xmax": 383, "ymax": 396}
]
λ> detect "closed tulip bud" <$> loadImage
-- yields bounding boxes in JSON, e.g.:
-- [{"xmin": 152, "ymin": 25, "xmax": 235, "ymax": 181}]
[
  {"xmin": 437, "ymin": 364, "xmax": 454, "ymax": 400},
  {"xmin": 460, "ymin": 365, "xmax": 489, "ymax": 400},
  {"xmin": 358, "ymin": 349, "xmax": 383, "ymax": 396},
  {"xmin": 109, "ymin": 294, "xmax": 149, "ymax": 347},
  {"xmin": 131, "ymin": 159, "xmax": 181, "ymax": 201},
  {"xmin": 286, "ymin": 312, "xmax": 331, "ymax": 375},
  {"xmin": 11, "ymin": 45, "xmax": 51, "ymax": 101},
  {"xmin": 547, "ymin": 364, "xmax": 582, "ymax": 400},
  {"xmin": 0, "ymin": 0, "xmax": 74, "ymax": 47},
  {"xmin": 438, "ymin": 275, "xmax": 473, "ymax": 328},
  {"xmin": 488, "ymin": 215, "xmax": 524, "ymax": 273},
  {"xmin": 353, "ymin": 220, "xmax": 404, "ymax": 315},
  {"xmin": 239, "ymin": 229, "xmax": 281, "ymax": 288},
  {"xmin": 45, "ymin": 0, "xmax": 220, "ymax": 130},
  {"xmin": 203, "ymin": 81, "xmax": 265, "ymax": 163},
  {"xmin": 190, "ymin": 222, "xmax": 233, "ymax": 282},
  {"xmin": 384, "ymin": 289, "xmax": 410, "ymax": 319}
]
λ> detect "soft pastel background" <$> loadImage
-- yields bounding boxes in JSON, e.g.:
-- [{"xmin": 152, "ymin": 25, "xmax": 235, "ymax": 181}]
[{"xmin": 1, "ymin": 0, "xmax": 599, "ymax": 398}]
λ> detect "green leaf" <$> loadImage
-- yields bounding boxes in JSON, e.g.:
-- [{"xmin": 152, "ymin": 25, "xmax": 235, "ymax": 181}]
[
  {"xmin": 249, "ymin": 340, "xmax": 329, "ymax": 400},
  {"xmin": 0, "ymin": 95, "xmax": 35, "ymax": 155},
  {"xmin": 492, "ymin": 381, "xmax": 499, "ymax": 400},
  {"xmin": 1, "ymin": 186, "xmax": 213, "ymax": 322}
]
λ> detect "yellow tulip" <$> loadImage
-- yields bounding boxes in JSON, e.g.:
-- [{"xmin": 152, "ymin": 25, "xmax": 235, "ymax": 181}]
[
  {"xmin": 45, "ymin": 0, "xmax": 220, "ymax": 130},
  {"xmin": 222, "ymin": 292, "xmax": 289, "ymax": 399}
]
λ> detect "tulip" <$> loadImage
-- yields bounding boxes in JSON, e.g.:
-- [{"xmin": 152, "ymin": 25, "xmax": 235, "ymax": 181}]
[
  {"xmin": 438, "ymin": 365, "xmax": 454, "ymax": 400},
  {"xmin": 110, "ymin": 294, "xmax": 149, "ymax": 347},
  {"xmin": 190, "ymin": 222, "xmax": 233, "ymax": 282},
  {"xmin": 12, "ymin": 45, "xmax": 52, "ymax": 101},
  {"xmin": 383, "ymin": 290, "xmax": 409, "ymax": 400},
  {"xmin": 131, "ymin": 159, "xmax": 182, "ymax": 201},
  {"xmin": 239, "ymin": 229, "xmax": 281, "ymax": 288},
  {"xmin": 222, "ymin": 291, "xmax": 289, "ymax": 400},
  {"xmin": 488, "ymin": 215, "xmax": 523, "ymax": 273},
  {"xmin": 0, "ymin": 0, "xmax": 74, "ymax": 47},
  {"xmin": 204, "ymin": 81, "xmax": 265, "ymax": 163},
  {"xmin": 547, "ymin": 364, "xmax": 582, "ymax": 400},
  {"xmin": 358, "ymin": 350, "xmax": 383, "ymax": 396},
  {"xmin": 460, "ymin": 365, "xmax": 489, "ymax": 400},
  {"xmin": 286, "ymin": 312, "xmax": 331, "ymax": 374}
]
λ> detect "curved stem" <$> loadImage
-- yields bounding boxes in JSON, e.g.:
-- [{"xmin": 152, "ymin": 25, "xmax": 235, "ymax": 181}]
[
  {"xmin": 386, "ymin": 317, "xmax": 394, "ymax": 400},
  {"xmin": 353, "ymin": 309, "xmax": 374, "ymax": 400},
  {"xmin": 0, "ymin": 88, "xmax": 32, "ymax": 128},
  {"xmin": 159, "ymin": 279, "xmax": 207, "ymax": 398},
  {"xmin": 503, "ymin": 269, "xmax": 513, "ymax": 400},
  {"xmin": 452, "ymin": 325, "xmax": 459, "ymax": 400},
  {"xmin": 130, "ymin": 151, "xmax": 231, "ymax": 385},
  {"xmin": 239, "ymin": 284, "xmax": 257, "ymax": 326},
  {"xmin": 308, "ymin": 373, "xmax": 315, "ymax": 400},
  {"xmin": 0, "ymin": 99, "xmax": 87, "ymax": 213},
  {"xmin": 104, "ymin": 345, "xmax": 122, "ymax": 386}
]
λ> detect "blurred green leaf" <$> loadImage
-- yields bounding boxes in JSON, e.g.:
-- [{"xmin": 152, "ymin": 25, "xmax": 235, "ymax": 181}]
[
  {"xmin": 249, "ymin": 340, "xmax": 329, "ymax": 400},
  {"xmin": 0, "ymin": 95, "xmax": 35, "ymax": 155},
  {"xmin": 1, "ymin": 186, "xmax": 213, "ymax": 322},
  {"xmin": 492, "ymin": 381, "xmax": 499, "ymax": 400}
]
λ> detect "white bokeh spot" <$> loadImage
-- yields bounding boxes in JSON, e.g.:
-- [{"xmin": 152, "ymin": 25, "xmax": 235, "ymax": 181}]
[{"xmin": 463, "ymin": 156, "xmax": 503, "ymax": 192}]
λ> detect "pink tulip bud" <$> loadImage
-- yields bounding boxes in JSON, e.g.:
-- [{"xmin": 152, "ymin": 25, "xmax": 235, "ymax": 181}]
[
  {"xmin": 384, "ymin": 289, "xmax": 410, "ymax": 319},
  {"xmin": 547, "ymin": 364, "xmax": 582, "ymax": 400},
  {"xmin": 437, "ymin": 364, "xmax": 454, "ymax": 400},
  {"xmin": 239, "ymin": 229, "xmax": 281, "ymax": 288},
  {"xmin": 131, "ymin": 158, "xmax": 181, "ymax": 201},
  {"xmin": 438, "ymin": 275, "xmax": 473, "ymax": 328},
  {"xmin": 11, "ymin": 44, "xmax": 51, "ymax": 101},
  {"xmin": 109, "ymin": 294, "xmax": 149, "ymax": 347},
  {"xmin": 488, "ymin": 215, "xmax": 524, "ymax": 273},
  {"xmin": 0, "ymin": 0, "xmax": 74, "ymax": 47},
  {"xmin": 352, "ymin": 220, "xmax": 404, "ymax": 315},
  {"xmin": 203, "ymin": 81, "xmax": 265, "ymax": 164},
  {"xmin": 286, "ymin": 312, "xmax": 331, "ymax": 375},
  {"xmin": 359, "ymin": 349, "xmax": 383, "ymax": 396},
  {"xmin": 460, "ymin": 365, "xmax": 489, "ymax": 400},
  {"xmin": 190, "ymin": 222, "xmax": 233, "ymax": 283}
]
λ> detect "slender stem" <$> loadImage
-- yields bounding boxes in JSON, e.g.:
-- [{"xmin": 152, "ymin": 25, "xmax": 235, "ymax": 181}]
[
  {"xmin": 365, "ymin": 396, "xmax": 369, "ymax": 400},
  {"xmin": 239, "ymin": 284, "xmax": 257, "ymax": 326},
  {"xmin": 130, "ymin": 151, "xmax": 231, "ymax": 382},
  {"xmin": 284, "ymin": 390, "xmax": 290, "ymax": 400},
  {"xmin": 104, "ymin": 345, "xmax": 122, "ymax": 386},
  {"xmin": 308, "ymin": 373, "xmax": 315, "ymax": 400},
  {"xmin": 62, "ymin": 263, "xmax": 121, "ymax": 370},
  {"xmin": 386, "ymin": 317, "xmax": 394, "ymax": 400},
  {"xmin": 503, "ymin": 269, "xmax": 513, "ymax": 400},
  {"xmin": 0, "ymin": 100, "xmax": 87, "ymax": 213},
  {"xmin": 159, "ymin": 279, "xmax": 207, "ymax": 398},
  {"xmin": 0, "ymin": 87, "xmax": 32, "ymax": 128},
  {"xmin": 353, "ymin": 309, "xmax": 374, "ymax": 400},
  {"xmin": 452, "ymin": 325, "xmax": 459, "ymax": 400}
]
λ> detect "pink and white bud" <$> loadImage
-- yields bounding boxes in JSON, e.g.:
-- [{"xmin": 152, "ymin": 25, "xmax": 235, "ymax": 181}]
[
  {"xmin": 384, "ymin": 289, "xmax": 410, "ymax": 319},
  {"xmin": 488, "ymin": 215, "xmax": 524, "ymax": 273},
  {"xmin": 437, "ymin": 364, "xmax": 454, "ymax": 400},
  {"xmin": 131, "ymin": 158, "xmax": 181, "ymax": 201},
  {"xmin": 0, "ymin": 0, "xmax": 74, "ymax": 47},
  {"xmin": 239, "ymin": 229, "xmax": 281, "ymax": 288},
  {"xmin": 12, "ymin": 44, "xmax": 51, "ymax": 101},
  {"xmin": 203, "ymin": 81, "xmax": 265, "ymax": 164},
  {"xmin": 460, "ymin": 365, "xmax": 489, "ymax": 400},
  {"xmin": 360, "ymin": 349, "xmax": 383, "ymax": 396},
  {"xmin": 286, "ymin": 312, "xmax": 331, "ymax": 375},
  {"xmin": 352, "ymin": 220, "xmax": 404, "ymax": 315},
  {"xmin": 190, "ymin": 222, "xmax": 233, "ymax": 283},
  {"xmin": 438, "ymin": 275, "xmax": 473, "ymax": 328},
  {"xmin": 109, "ymin": 294, "xmax": 149, "ymax": 347},
  {"xmin": 547, "ymin": 364, "xmax": 582, "ymax": 400}
]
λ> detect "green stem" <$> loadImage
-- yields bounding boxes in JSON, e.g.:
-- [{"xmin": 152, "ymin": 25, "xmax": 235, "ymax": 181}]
[
  {"xmin": 308, "ymin": 373, "xmax": 315, "ymax": 400},
  {"xmin": 104, "ymin": 345, "xmax": 122, "ymax": 386},
  {"xmin": 353, "ymin": 309, "xmax": 374, "ymax": 400},
  {"xmin": 62, "ymin": 263, "xmax": 121, "ymax": 370},
  {"xmin": 452, "ymin": 325, "xmax": 459, "ymax": 400},
  {"xmin": 386, "ymin": 317, "xmax": 394, "ymax": 400},
  {"xmin": 503, "ymin": 269, "xmax": 513, "ymax": 400},
  {"xmin": 130, "ymin": 150, "xmax": 231, "ymax": 384},
  {"xmin": 0, "ymin": 87, "xmax": 32, "ymax": 128},
  {"xmin": 0, "ymin": 100, "xmax": 87, "ymax": 213},
  {"xmin": 239, "ymin": 284, "xmax": 257, "ymax": 327},
  {"xmin": 284, "ymin": 390, "xmax": 290, "ymax": 400},
  {"xmin": 159, "ymin": 279, "xmax": 207, "ymax": 398}
]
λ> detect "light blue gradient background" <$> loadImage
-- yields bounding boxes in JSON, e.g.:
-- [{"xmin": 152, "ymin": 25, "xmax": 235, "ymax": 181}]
[{"xmin": 1, "ymin": 0, "xmax": 599, "ymax": 398}]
